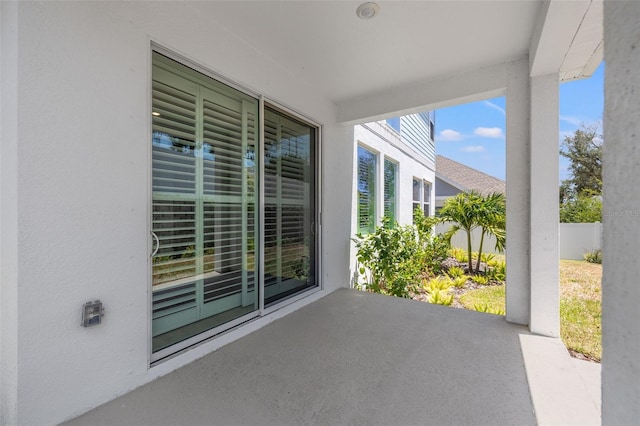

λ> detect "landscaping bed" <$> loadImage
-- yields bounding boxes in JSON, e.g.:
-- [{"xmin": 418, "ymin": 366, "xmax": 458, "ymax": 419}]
[{"xmin": 410, "ymin": 257, "xmax": 602, "ymax": 363}]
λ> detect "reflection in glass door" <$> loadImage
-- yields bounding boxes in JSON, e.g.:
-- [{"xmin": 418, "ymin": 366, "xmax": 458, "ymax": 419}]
[
  {"xmin": 149, "ymin": 52, "xmax": 319, "ymax": 358},
  {"xmin": 264, "ymin": 107, "xmax": 317, "ymax": 305},
  {"xmin": 151, "ymin": 53, "xmax": 259, "ymax": 353}
]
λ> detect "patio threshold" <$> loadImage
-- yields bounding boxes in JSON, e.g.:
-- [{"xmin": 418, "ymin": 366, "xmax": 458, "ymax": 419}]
[{"xmin": 63, "ymin": 288, "xmax": 599, "ymax": 425}]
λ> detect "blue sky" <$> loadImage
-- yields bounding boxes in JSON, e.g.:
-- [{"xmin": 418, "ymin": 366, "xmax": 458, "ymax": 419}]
[{"xmin": 434, "ymin": 62, "xmax": 604, "ymax": 182}]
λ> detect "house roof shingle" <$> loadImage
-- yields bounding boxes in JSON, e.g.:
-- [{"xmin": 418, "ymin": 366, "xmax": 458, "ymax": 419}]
[{"xmin": 436, "ymin": 155, "xmax": 506, "ymax": 196}]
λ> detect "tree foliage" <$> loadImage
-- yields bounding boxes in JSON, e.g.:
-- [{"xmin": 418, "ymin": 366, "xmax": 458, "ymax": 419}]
[
  {"xmin": 559, "ymin": 192, "xmax": 602, "ymax": 223},
  {"xmin": 560, "ymin": 125, "xmax": 603, "ymax": 203},
  {"xmin": 436, "ymin": 191, "xmax": 506, "ymax": 273}
]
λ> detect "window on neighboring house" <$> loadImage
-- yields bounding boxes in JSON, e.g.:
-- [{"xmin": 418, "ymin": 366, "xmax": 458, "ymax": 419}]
[
  {"xmin": 383, "ymin": 159, "xmax": 397, "ymax": 225},
  {"xmin": 357, "ymin": 145, "xmax": 377, "ymax": 234},
  {"xmin": 423, "ymin": 180, "xmax": 431, "ymax": 217},
  {"xmin": 412, "ymin": 178, "xmax": 421, "ymax": 222},
  {"xmin": 412, "ymin": 178, "xmax": 432, "ymax": 222}
]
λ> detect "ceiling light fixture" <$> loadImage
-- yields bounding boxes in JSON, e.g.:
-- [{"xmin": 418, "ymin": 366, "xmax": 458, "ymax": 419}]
[{"xmin": 356, "ymin": 2, "xmax": 379, "ymax": 20}]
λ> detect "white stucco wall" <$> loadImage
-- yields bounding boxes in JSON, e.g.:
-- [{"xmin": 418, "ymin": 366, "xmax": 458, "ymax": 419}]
[
  {"xmin": 602, "ymin": 1, "xmax": 640, "ymax": 423},
  {"xmin": 0, "ymin": 2, "xmax": 352, "ymax": 424}
]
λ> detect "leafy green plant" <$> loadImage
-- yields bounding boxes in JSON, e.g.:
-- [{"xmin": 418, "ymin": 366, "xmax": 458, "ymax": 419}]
[
  {"xmin": 422, "ymin": 276, "xmax": 453, "ymax": 305},
  {"xmin": 448, "ymin": 248, "xmax": 467, "ymax": 264},
  {"xmin": 583, "ymin": 249, "xmax": 602, "ymax": 264},
  {"xmin": 447, "ymin": 266, "xmax": 465, "ymax": 278},
  {"xmin": 428, "ymin": 290, "xmax": 454, "ymax": 306},
  {"xmin": 486, "ymin": 260, "xmax": 506, "ymax": 283},
  {"xmin": 181, "ymin": 245, "xmax": 195, "ymax": 258},
  {"xmin": 423, "ymin": 276, "xmax": 452, "ymax": 292},
  {"xmin": 353, "ymin": 219, "xmax": 419, "ymax": 297},
  {"xmin": 413, "ymin": 209, "xmax": 450, "ymax": 275},
  {"xmin": 471, "ymin": 275, "xmax": 489, "ymax": 285},
  {"xmin": 451, "ymin": 276, "xmax": 468, "ymax": 288},
  {"xmin": 560, "ymin": 192, "xmax": 602, "ymax": 223},
  {"xmin": 473, "ymin": 302, "xmax": 505, "ymax": 316},
  {"xmin": 480, "ymin": 253, "xmax": 496, "ymax": 265}
]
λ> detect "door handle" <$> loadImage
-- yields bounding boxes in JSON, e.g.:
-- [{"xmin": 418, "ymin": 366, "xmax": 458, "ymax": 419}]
[{"xmin": 150, "ymin": 231, "xmax": 160, "ymax": 258}]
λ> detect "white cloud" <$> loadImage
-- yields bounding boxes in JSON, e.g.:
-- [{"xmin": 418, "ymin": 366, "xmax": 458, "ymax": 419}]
[
  {"xmin": 483, "ymin": 100, "xmax": 506, "ymax": 116},
  {"xmin": 460, "ymin": 145, "xmax": 486, "ymax": 153},
  {"xmin": 474, "ymin": 127, "xmax": 503, "ymax": 138},
  {"xmin": 438, "ymin": 129, "xmax": 464, "ymax": 141},
  {"xmin": 560, "ymin": 115, "xmax": 582, "ymax": 126}
]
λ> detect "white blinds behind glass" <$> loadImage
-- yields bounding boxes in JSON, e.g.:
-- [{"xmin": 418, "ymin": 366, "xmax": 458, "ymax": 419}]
[
  {"xmin": 383, "ymin": 159, "xmax": 396, "ymax": 224},
  {"xmin": 151, "ymin": 52, "xmax": 258, "ymax": 344},
  {"xmin": 264, "ymin": 108, "xmax": 314, "ymax": 304},
  {"xmin": 357, "ymin": 146, "xmax": 376, "ymax": 234}
]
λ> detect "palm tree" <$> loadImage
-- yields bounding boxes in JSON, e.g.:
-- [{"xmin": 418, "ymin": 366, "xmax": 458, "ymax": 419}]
[
  {"xmin": 474, "ymin": 192, "xmax": 506, "ymax": 273},
  {"xmin": 437, "ymin": 190, "xmax": 506, "ymax": 273},
  {"xmin": 437, "ymin": 191, "xmax": 484, "ymax": 271}
]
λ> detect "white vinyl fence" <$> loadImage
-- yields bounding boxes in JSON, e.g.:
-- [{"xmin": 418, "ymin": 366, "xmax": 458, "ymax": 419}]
[
  {"xmin": 434, "ymin": 222, "xmax": 602, "ymax": 260},
  {"xmin": 435, "ymin": 223, "xmax": 501, "ymax": 255},
  {"xmin": 558, "ymin": 223, "xmax": 602, "ymax": 260}
]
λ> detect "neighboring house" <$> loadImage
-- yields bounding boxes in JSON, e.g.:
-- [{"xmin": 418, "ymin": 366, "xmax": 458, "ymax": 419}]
[
  {"xmin": 435, "ymin": 155, "xmax": 506, "ymax": 211},
  {"xmin": 353, "ymin": 112, "xmax": 436, "ymax": 237}
]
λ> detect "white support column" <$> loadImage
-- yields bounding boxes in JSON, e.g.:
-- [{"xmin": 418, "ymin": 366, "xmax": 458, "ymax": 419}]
[
  {"xmin": 529, "ymin": 73, "xmax": 560, "ymax": 337},
  {"xmin": 602, "ymin": 1, "xmax": 640, "ymax": 423},
  {"xmin": 505, "ymin": 58, "xmax": 531, "ymax": 325},
  {"xmin": 1, "ymin": 2, "xmax": 20, "ymax": 424},
  {"xmin": 325, "ymin": 124, "xmax": 355, "ymax": 292}
]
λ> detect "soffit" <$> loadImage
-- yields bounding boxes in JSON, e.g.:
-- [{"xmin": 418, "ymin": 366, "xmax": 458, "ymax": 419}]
[
  {"xmin": 189, "ymin": 1, "xmax": 602, "ymax": 108},
  {"xmin": 190, "ymin": 1, "xmax": 542, "ymax": 103}
]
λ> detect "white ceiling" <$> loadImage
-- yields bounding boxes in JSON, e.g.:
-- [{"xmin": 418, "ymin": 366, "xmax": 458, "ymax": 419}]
[{"xmin": 190, "ymin": 1, "xmax": 602, "ymax": 104}]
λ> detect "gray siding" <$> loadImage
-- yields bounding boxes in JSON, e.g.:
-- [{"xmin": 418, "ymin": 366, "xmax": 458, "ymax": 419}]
[
  {"xmin": 400, "ymin": 113, "xmax": 435, "ymax": 164},
  {"xmin": 435, "ymin": 178, "xmax": 461, "ymax": 197}
]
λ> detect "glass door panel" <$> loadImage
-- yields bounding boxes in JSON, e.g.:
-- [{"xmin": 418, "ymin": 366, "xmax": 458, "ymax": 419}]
[
  {"xmin": 151, "ymin": 53, "xmax": 259, "ymax": 353},
  {"xmin": 263, "ymin": 107, "xmax": 316, "ymax": 305}
]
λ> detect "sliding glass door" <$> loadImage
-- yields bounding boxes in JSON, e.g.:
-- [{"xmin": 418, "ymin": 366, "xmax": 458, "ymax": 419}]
[
  {"xmin": 150, "ymin": 52, "xmax": 318, "ymax": 357},
  {"xmin": 151, "ymin": 53, "xmax": 259, "ymax": 353},
  {"xmin": 264, "ymin": 108, "xmax": 317, "ymax": 305}
]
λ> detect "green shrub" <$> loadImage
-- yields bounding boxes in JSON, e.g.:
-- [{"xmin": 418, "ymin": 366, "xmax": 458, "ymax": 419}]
[
  {"xmin": 353, "ymin": 215, "xmax": 449, "ymax": 298},
  {"xmin": 414, "ymin": 209, "xmax": 449, "ymax": 275},
  {"xmin": 583, "ymin": 249, "xmax": 602, "ymax": 264},
  {"xmin": 353, "ymin": 219, "xmax": 420, "ymax": 298},
  {"xmin": 560, "ymin": 193, "xmax": 602, "ymax": 223}
]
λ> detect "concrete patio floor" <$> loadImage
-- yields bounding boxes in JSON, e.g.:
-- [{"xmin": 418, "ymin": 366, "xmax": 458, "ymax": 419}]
[{"xmin": 63, "ymin": 289, "xmax": 600, "ymax": 426}]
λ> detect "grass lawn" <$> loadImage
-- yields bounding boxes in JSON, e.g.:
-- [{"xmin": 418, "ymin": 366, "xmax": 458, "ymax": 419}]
[{"xmin": 459, "ymin": 259, "xmax": 602, "ymax": 362}]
